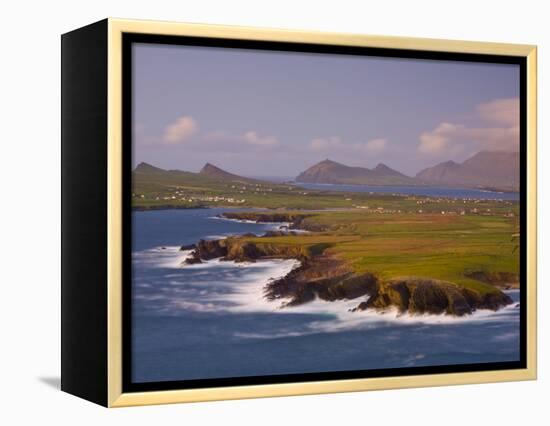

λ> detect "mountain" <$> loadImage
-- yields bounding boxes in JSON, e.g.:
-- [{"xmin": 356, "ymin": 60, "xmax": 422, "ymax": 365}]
[
  {"xmin": 133, "ymin": 162, "xmax": 267, "ymax": 186},
  {"xmin": 295, "ymin": 159, "xmax": 418, "ymax": 185},
  {"xmin": 133, "ymin": 162, "xmax": 213, "ymax": 188},
  {"xmin": 199, "ymin": 163, "xmax": 263, "ymax": 183},
  {"xmin": 414, "ymin": 160, "xmax": 461, "ymax": 182},
  {"xmin": 416, "ymin": 151, "xmax": 519, "ymax": 191},
  {"xmin": 134, "ymin": 162, "xmax": 167, "ymax": 174},
  {"xmin": 372, "ymin": 163, "xmax": 409, "ymax": 178}
]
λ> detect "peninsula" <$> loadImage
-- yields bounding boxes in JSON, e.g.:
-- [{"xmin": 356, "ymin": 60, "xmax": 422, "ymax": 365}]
[
  {"xmin": 132, "ymin": 159, "xmax": 519, "ymax": 317},
  {"xmin": 182, "ymin": 210, "xmax": 517, "ymax": 316}
]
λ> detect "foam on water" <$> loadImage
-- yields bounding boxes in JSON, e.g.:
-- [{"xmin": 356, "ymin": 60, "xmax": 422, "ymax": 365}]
[
  {"xmin": 130, "ymin": 209, "xmax": 520, "ymax": 381},
  {"xmin": 210, "ymin": 216, "xmax": 310, "ymax": 234},
  {"xmin": 133, "ymin": 245, "xmax": 299, "ymax": 314},
  {"xmin": 133, "ymin": 245, "xmax": 519, "ymax": 338}
]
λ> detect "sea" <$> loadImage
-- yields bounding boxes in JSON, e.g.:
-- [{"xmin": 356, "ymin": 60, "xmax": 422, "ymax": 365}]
[{"xmin": 132, "ymin": 206, "xmax": 520, "ymax": 384}]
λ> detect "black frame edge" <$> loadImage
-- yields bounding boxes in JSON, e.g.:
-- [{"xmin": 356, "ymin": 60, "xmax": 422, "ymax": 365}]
[{"xmin": 61, "ymin": 18, "xmax": 109, "ymax": 407}]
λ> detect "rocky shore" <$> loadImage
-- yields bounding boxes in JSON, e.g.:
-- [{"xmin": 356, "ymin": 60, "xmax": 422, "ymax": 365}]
[
  {"xmin": 182, "ymin": 211, "xmax": 513, "ymax": 316},
  {"xmin": 352, "ymin": 277, "xmax": 513, "ymax": 316}
]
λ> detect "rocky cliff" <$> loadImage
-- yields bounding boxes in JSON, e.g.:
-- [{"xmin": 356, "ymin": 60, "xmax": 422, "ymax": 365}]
[
  {"xmin": 353, "ymin": 277, "xmax": 513, "ymax": 316},
  {"xmin": 183, "ymin": 232, "xmax": 514, "ymax": 316}
]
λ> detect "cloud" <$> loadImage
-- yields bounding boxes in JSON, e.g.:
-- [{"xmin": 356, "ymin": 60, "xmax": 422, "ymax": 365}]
[
  {"xmin": 163, "ymin": 116, "xmax": 198, "ymax": 144},
  {"xmin": 361, "ymin": 138, "xmax": 387, "ymax": 153},
  {"xmin": 243, "ymin": 131, "xmax": 279, "ymax": 146},
  {"xmin": 418, "ymin": 97, "xmax": 519, "ymax": 157},
  {"xmin": 418, "ymin": 123, "xmax": 462, "ymax": 155},
  {"xmin": 201, "ymin": 130, "xmax": 279, "ymax": 152},
  {"xmin": 310, "ymin": 136, "xmax": 343, "ymax": 151},
  {"xmin": 476, "ymin": 97, "xmax": 519, "ymax": 126},
  {"xmin": 309, "ymin": 136, "xmax": 387, "ymax": 154}
]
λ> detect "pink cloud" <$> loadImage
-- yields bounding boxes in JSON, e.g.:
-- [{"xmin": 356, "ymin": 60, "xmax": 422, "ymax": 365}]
[
  {"xmin": 476, "ymin": 97, "xmax": 519, "ymax": 126},
  {"xmin": 418, "ymin": 97, "xmax": 519, "ymax": 157},
  {"xmin": 163, "ymin": 116, "xmax": 198, "ymax": 144},
  {"xmin": 360, "ymin": 138, "xmax": 387, "ymax": 153}
]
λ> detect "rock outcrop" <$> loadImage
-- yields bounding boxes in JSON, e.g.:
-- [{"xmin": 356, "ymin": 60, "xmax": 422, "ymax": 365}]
[
  {"xmin": 179, "ymin": 243, "xmax": 196, "ymax": 251},
  {"xmin": 353, "ymin": 277, "xmax": 513, "ymax": 316},
  {"xmin": 264, "ymin": 255, "xmax": 378, "ymax": 307},
  {"xmin": 184, "ymin": 237, "xmax": 307, "ymax": 264},
  {"xmin": 183, "ymin": 215, "xmax": 514, "ymax": 317}
]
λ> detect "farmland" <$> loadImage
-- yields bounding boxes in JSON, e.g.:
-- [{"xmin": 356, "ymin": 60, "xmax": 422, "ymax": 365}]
[{"xmin": 134, "ymin": 165, "xmax": 520, "ymax": 315}]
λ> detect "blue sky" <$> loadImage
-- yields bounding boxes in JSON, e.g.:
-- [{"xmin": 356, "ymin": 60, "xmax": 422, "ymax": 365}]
[{"xmin": 133, "ymin": 43, "xmax": 520, "ymax": 177}]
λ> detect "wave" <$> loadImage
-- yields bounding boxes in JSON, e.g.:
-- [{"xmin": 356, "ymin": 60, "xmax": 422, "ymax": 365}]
[
  {"xmin": 210, "ymin": 216, "xmax": 259, "ymax": 224},
  {"xmin": 209, "ymin": 215, "xmax": 300, "ymax": 235},
  {"xmin": 230, "ymin": 294, "xmax": 520, "ymax": 339},
  {"xmin": 133, "ymin": 245, "xmax": 519, "ymax": 339},
  {"xmin": 204, "ymin": 234, "xmax": 229, "ymax": 240},
  {"xmin": 133, "ymin": 245, "xmax": 299, "ymax": 314},
  {"xmin": 210, "ymin": 215, "xmax": 311, "ymax": 234}
]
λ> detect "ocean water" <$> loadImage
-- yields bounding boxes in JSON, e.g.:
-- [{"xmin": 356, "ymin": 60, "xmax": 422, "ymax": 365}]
[
  {"xmin": 295, "ymin": 183, "xmax": 519, "ymax": 200},
  {"xmin": 132, "ymin": 208, "xmax": 520, "ymax": 383}
]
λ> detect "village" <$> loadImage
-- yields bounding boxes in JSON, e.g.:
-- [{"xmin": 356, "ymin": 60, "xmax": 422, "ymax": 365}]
[{"xmin": 132, "ymin": 186, "xmax": 517, "ymax": 219}]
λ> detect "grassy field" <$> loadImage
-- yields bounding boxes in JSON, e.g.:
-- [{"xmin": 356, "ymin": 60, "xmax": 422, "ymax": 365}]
[
  {"xmin": 133, "ymin": 169, "xmax": 520, "ymax": 295},
  {"xmin": 133, "ymin": 169, "xmax": 517, "ymax": 214},
  {"xmin": 240, "ymin": 210, "xmax": 519, "ymax": 295}
]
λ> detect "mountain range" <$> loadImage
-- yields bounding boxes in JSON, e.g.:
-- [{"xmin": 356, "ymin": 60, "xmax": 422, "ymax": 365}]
[
  {"xmin": 415, "ymin": 151, "xmax": 519, "ymax": 191},
  {"xmin": 134, "ymin": 150, "xmax": 519, "ymax": 192},
  {"xmin": 134, "ymin": 161, "xmax": 265, "ymax": 185},
  {"xmin": 296, "ymin": 151, "xmax": 519, "ymax": 191},
  {"xmin": 295, "ymin": 159, "xmax": 417, "ymax": 185}
]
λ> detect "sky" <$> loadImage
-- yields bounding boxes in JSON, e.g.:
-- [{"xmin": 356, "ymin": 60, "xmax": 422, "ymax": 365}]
[{"xmin": 132, "ymin": 43, "xmax": 520, "ymax": 177}]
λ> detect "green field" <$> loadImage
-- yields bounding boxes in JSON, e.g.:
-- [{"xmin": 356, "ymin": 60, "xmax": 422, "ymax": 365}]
[
  {"xmin": 133, "ymin": 168, "xmax": 517, "ymax": 214},
  {"xmin": 240, "ymin": 211, "xmax": 519, "ymax": 295},
  {"xmin": 133, "ymin": 168, "xmax": 520, "ymax": 296}
]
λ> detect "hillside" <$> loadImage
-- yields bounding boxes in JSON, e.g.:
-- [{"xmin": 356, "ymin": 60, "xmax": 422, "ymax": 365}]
[
  {"xmin": 199, "ymin": 163, "xmax": 264, "ymax": 184},
  {"xmin": 416, "ymin": 151, "xmax": 519, "ymax": 191},
  {"xmin": 134, "ymin": 162, "xmax": 166, "ymax": 174},
  {"xmin": 296, "ymin": 159, "xmax": 419, "ymax": 185}
]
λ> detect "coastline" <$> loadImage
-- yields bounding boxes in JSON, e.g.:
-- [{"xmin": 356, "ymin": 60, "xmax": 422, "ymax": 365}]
[
  {"xmin": 181, "ymin": 211, "xmax": 514, "ymax": 317},
  {"xmin": 130, "ymin": 206, "xmax": 521, "ymax": 381}
]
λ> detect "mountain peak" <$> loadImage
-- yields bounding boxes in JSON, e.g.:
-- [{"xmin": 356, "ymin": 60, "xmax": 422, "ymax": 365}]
[
  {"xmin": 200, "ymin": 162, "xmax": 224, "ymax": 174},
  {"xmin": 466, "ymin": 150, "xmax": 518, "ymax": 163},
  {"xmin": 134, "ymin": 162, "xmax": 166, "ymax": 174},
  {"xmin": 416, "ymin": 151, "xmax": 519, "ymax": 190},
  {"xmin": 319, "ymin": 159, "xmax": 341, "ymax": 166},
  {"xmin": 296, "ymin": 160, "xmax": 416, "ymax": 185},
  {"xmin": 199, "ymin": 162, "xmax": 263, "ymax": 184},
  {"xmin": 372, "ymin": 163, "xmax": 409, "ymax": 178},
  {"xmin": 373, "ymin": 163, "xmax": 390, "ymax": 171}
]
